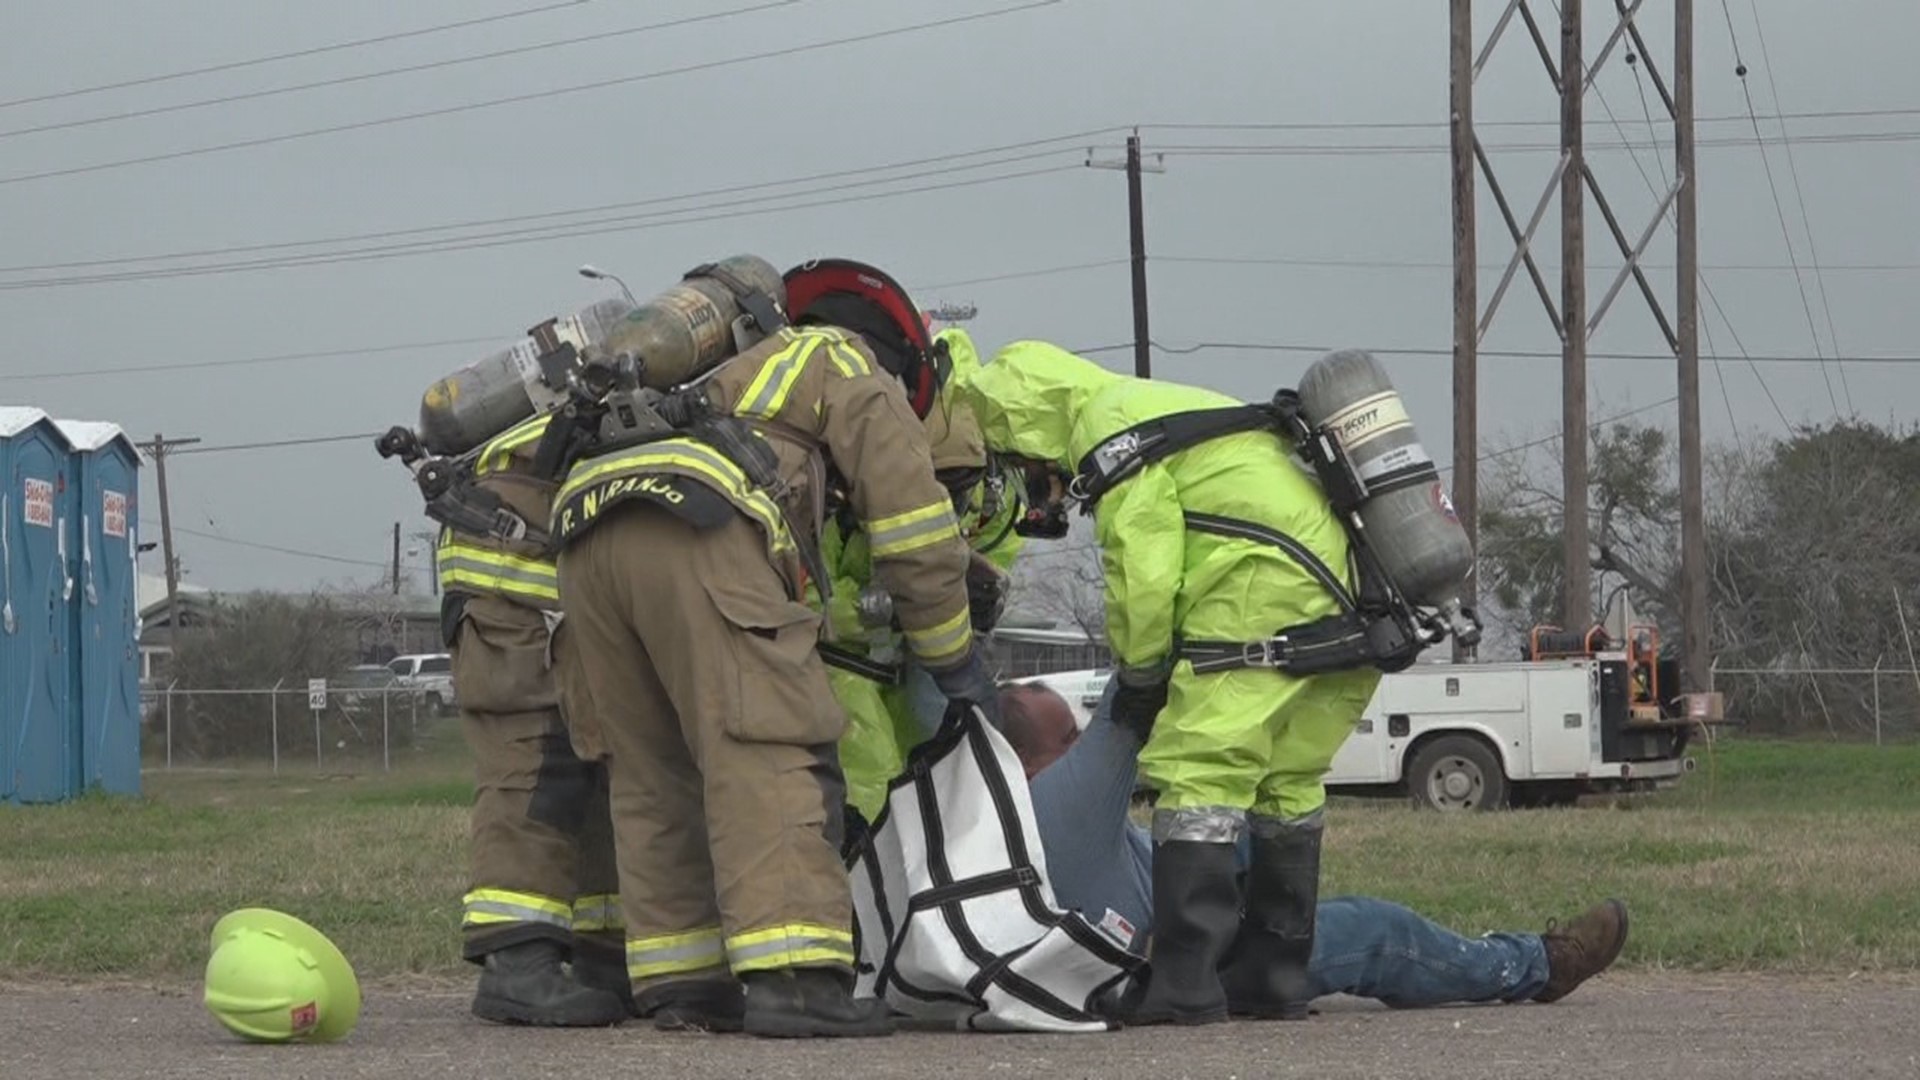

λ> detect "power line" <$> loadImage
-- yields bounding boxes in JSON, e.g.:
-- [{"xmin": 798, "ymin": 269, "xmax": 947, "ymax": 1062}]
[
  {"xmin": 0, "ymin": 336, "xmax": 501, "ymax": 382},
  {"xmin": 0, "ymin": 0, "xmax": 592, "ymax": 110},
  {"xmin": 156, "ymin": 521, "xmax": 393, "ymax": 569},
  {"xmin": 1142, "ymin": 105, "xmax": 1920, "ymax": 132},
  {"xmin": 1151, "ymin": 128, "xmax": 1920, "ymax": 159},
  {"xmin": 173, "ymin": 433, "xmax": 386, "ymax": 456},
  {"xmin": 1578, "ymin": 54, "xmax": 1752, "ymax": 448},
  {"xmin": 0, "ymin": 128, "xmax": 1123, "ymax": 277},
  {"xmin": 1452, "ymin": 397, "xmax": 1683, "ymax": 476},
  {"xmin": 1747, "ymin": 0, "xmax": 1851, "ymax": 414},
  {"xmin": 0, "ymin": 1, "xmax": 1062, "ymax": 188},
  {"xmin": 1154, "ymin": 254, "xmax": 1920, "ymax": 273},
  {"xmin": 1137, "ymin": 340, "xmax": 1920, "ymax": 365},
  {"xmin": 1724, "ymin": 8, "xmax": 1841, "ymax": 414},
  {"xmin": 3, "ymin": 253, "xmax": 1121, "ymax": 385},
  {"xmin": 0, "ymin": 160, "xmax": 1086, "ymax": 290},
  {"xmin": 0, "ymin": 1, "xmax": 802, "ymax": 141},
  {"xmin": 915, "ymin": 258, "xmax": 1131, "ymax": 292}
]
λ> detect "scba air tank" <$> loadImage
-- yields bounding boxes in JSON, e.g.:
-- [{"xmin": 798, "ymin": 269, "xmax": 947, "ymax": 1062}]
[
  {"xmin": 416, "ymin": 296, "xmax": 636, "ymax": 456},
  {"xmin": 1296, "ymin": 349, "xmax": 1474, "ymax": 613},
  {"xmin": 592, "ymin": 254, "xmax": 786, "ymax": 389}
]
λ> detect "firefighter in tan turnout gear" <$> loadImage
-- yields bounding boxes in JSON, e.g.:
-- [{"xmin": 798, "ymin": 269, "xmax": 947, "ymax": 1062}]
[
  {"xmin": 433, "ymin": 407, "xmax": 631, "ymax": 1027},
  {"xmin": 545, "ymin": 256, "xmax": 995, "ymax": 1038}
]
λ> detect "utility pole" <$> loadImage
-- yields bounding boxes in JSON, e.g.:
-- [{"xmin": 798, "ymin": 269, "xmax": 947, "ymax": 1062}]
[
  {"xmin": 138, "ymin": 433, "xmax": 201, "ymax": 659},
  {"xmin": 1448, "ymin": 0, "xmax": 1478, "ymax": 662},
  {"xmin": 1450, "ymin": 0, "xmax": 1697, "ymax": 654},
  {"xmin": 1088, "ymin": 131, "xmax": 1165, "ymax": 378},
  {"xmin": 1675, "ymin": 0, "xmax": 1708, "ymax": 692},
  {"xmin": 1560, "ymin": 0, "xmax": 1592, "ymax": 630},
  {"xmin": 391, "ymin": 521, "xmax": 402, "ymax": 595}
]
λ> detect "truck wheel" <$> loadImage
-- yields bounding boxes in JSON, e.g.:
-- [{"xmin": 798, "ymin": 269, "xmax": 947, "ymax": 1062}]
[{"xmin": 1408, "ymin": 735, "xmax": 1507, "ymax": 812}]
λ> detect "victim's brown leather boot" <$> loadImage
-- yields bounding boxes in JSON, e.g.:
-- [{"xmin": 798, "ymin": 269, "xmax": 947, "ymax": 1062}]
[{"xmin": 1534, "ymin": 899, "xmax": 1630, "ymax": 1003}]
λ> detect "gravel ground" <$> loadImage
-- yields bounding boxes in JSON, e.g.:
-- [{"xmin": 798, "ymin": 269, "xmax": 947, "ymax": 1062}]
[{"xmin": 3, "ymin": 972, "xmax": 1916, "ymax": 1080}]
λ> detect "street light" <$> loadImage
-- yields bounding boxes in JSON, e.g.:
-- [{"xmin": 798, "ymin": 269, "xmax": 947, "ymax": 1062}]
[{"xmin": 578, "ymin": 263, "xmax": 638, "ymax": 306}]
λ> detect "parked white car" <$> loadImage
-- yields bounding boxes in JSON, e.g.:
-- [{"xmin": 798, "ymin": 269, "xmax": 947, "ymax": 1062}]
[{"xmin": 387, "ymin": 653, "xmax": 456, "ymax": 714}]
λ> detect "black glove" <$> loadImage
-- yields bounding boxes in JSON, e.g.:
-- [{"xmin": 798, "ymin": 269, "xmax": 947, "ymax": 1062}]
[
  {"xmin": 1109, "ymin": 666, "xmax": 1171, "ymax": 742},
  {"xmin": 930, "ymin": 649, "xmax": 1003, "ymax": 731},
  {"xmin": 965, "ymin": 554, "xmax": 1011, "ymax": 633}
]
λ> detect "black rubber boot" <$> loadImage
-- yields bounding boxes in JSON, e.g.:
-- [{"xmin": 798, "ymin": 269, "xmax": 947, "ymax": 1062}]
[
  {"xmin": 470, "ymin": 940, "xmax": 629, "ymax": 1027},
  {"xmin": 741, "ymin": 967, "xmax": 895, "ymax": 1039},
  {"xmin": 569, "ymin": 940, "xmax": 638, "ymax": 1018},
  {"xmin": 1220, "ymin": 814, "xmax": 1321, "ymax": 1020},
  {"xmin": 636, "ymin": 979, "xmax": 747, "ymax": 1033},
  {"xmin": 1117, "ymin": 839, "xmax": 1243, "ymax": 1026}
]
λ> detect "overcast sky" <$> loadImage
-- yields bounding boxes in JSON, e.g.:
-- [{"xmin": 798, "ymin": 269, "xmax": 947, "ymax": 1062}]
[{"xmin": 3, "ymin": 0, "xmax": 1915, "ymax": 595}]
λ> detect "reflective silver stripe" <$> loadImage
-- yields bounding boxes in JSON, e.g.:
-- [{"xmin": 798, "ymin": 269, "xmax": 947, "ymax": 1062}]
[
  {"xmin": 866, "ymin": 507, "xmax": 959, "ymax": 557},
  {"xmin": 741, "ymin": 337, "xmax": 820, "ymax": 418},
  {"xmin": 464, "ymin": 900, "xmax": 572, "ymax": 928},
  {"xmin": 725, "ymin": 931, "xmax": 853, "ymax": 968},
  {"xmin": 1150, "ymin": 805, "xmax": 1247, "ymax": 844},
  {"xmin": 627, "ymin": 936, "xmax": 727, "ymax": 977},
  {"xmin": 1249, "ymin": 808, "xmax": 1323, "ymax": 837},
  {"xmin": 573, "ymin": 897, "xmax": 623, "ymax": 930},
  {"xmin": 907, "ymin": 609, "xmax": 972, "ymax": 663},
  {"xmin": 435, "ymin": 553, "xmax": 557, "ymax": 587}
]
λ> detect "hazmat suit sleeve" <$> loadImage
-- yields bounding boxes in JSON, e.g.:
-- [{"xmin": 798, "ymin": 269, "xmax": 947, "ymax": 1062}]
[
  {"xmin": 819, "ymin": 517, "xmax": 873, "ymax": 642},
  {"xmin": 1093, "ymin": 460, "xmax": 1185, "ymax": 678},
  {"xmin": 816, "ymin": 339, "xmax": 975, "ymax": 673}
]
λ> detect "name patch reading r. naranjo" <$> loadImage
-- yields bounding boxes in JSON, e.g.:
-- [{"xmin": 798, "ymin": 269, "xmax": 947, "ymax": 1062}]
[{"xmin": 555, "ymin": 471, "xmax": 738, "ymax": 543}]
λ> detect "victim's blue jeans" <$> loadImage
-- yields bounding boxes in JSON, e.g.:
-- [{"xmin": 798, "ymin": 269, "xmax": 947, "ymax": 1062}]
[{"xmin": 1025, "ymin": 678, "xmax": 1552, "ymax": 1007}]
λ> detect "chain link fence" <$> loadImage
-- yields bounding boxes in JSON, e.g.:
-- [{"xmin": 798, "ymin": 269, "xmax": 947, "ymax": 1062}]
[
  {"xmin": 140, "ymin": 684, "xmax": 458, "ymax": 773},
  {"xmin": 1709, "ymin": 662, "xmax": 1920, "ymax": 744}
]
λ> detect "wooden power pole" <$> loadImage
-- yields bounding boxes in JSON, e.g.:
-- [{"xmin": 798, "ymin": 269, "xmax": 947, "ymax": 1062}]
[
  {"xmin": 1675, "ymin": 0, "xmax": 1708, "ymax": 693},
  {"xmin": 391, "ymin": 521, "xmax": 402, "ymax": 595},
  {"xmin": 1449, "ymin": 0, "xmax": 1700, "ymax": 669},
  {"xmin": 1560, "ymin": 0, "xmax": 1592, "ymax": 630},
  {"xmin": 138, "ymin": 433, "xmax": 201, "ymax": 658},
  {"xmin": 1089, "ymin": 130, "xmax": 1165, "ymax": 379},
  {"xmin": 1448, "ymin": 0, "xmax": 1478, "ymax": 661}
]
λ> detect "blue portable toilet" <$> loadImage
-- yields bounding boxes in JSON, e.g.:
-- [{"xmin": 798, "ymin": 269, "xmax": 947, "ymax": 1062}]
[
  {"xmin": 0, "ymin": 407, "xmax": 80, "ymax": 804},
  {"xmin": 55, "ymin": 419, "xmax": 143, "ymax": 798}
]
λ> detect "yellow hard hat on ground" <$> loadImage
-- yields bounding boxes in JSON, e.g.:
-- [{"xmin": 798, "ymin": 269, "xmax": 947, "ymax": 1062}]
[{"xmin": 204, "ymin": 908, "xmax": 362, "ymax": 1043}]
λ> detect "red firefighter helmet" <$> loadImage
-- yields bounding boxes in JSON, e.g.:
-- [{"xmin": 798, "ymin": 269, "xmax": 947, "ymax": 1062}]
[{"xmin": 783, "ymin": 259, "xmax": 949, "ymax": 418}]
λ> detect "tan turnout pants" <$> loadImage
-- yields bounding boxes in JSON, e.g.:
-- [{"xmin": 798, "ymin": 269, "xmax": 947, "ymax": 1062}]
[
  {"xmin": 453, "ymin": 592, "xmax": 621, "ymax": 962},
  {"xmin": 552, "ymin": 503, "xmax": 855, "ymax": 991}
]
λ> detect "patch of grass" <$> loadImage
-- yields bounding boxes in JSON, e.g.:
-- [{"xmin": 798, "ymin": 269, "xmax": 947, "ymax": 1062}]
[
  {"xmin": 1322, "ymin": 736, "xmax": 1920, "ymax": 973},
  {"xmin": 348, "ymin": 780, "xmax": 476, "ymax": 809},
  {"xmin": 3, "ymin": 736, "xmax": 1917, "ymax": 981}
]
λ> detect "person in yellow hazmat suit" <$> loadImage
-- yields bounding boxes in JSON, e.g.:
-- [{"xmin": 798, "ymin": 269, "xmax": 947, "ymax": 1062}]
[
  {"xmin": 813, "ymin": 328, "xmax": 1027, "ymax": 822},
  {"xmin": 948, "ymin": 339, "xmax": 1382, "ymax": 1029}
]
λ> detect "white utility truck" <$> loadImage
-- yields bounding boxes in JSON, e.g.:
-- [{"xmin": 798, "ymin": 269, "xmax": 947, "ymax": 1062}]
[{"xmin": 1001, "ymin": 598, "xmax": 1722, "ymax": 812}]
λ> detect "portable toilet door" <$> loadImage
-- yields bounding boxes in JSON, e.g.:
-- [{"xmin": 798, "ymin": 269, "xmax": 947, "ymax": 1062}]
[
  {"xmin": 1, "ymin": 408, "xmax": 79, "ymax": 803},
  {"xmin": 57, "ymin": 420, "xmax": 143, "ymax": 797}
]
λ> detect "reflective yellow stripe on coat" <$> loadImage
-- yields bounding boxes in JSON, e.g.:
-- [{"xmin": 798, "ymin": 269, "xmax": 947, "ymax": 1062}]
[
  {"xmin": 436, "ymin": 537, "xmax": 559, "ymax": 606},
  {"xmin": 553, "ymin": 435, "xmax": 793, "ymax": 557},
  {"xmin": 475, "ymin": 412, "xmax": 554, "ymax": 476}
]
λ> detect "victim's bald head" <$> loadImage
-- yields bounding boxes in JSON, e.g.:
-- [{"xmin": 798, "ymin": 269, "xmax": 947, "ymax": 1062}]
[{"xmin": 996, "ymin": 682, "xmax": 1081, "ymax": 779}]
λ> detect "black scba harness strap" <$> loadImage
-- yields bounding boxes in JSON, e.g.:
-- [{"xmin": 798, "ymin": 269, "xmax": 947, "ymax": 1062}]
[
  {"xmin": 819, "ymin": 642, "xmax": 903, "ymax": 685},
  {"xmin": 1070, "ymin": 393, "xmax": 1435, "ymax": 677},
  {"xmin": 852, "ymin": 704, "xmax": 1140, "ymax": 1025}
]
